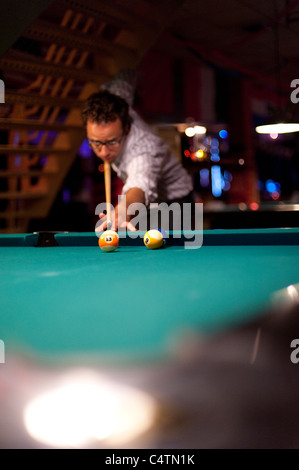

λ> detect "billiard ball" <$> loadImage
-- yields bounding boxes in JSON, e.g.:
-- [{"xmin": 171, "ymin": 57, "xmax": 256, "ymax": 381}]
[
  {"xmin": 98, "ymin": 230, "xmax": 119, "ymax": 252},
  {"xmin": 143, "ymin": 229, "xmax": 164, "ymax": 250}
]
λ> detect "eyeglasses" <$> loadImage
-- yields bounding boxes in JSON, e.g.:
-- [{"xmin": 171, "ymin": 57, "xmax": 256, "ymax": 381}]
[{"xmin": 87, "ymin": 133, "xmax": 124, "ymax": 151}]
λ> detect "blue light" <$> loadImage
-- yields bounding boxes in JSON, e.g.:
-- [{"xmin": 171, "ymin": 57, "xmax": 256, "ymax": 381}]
[
  {"xmin": 266, "ymin": 179, "xmax": 280, "ymax": 193},
  {"xmin": 211, "ymin": 154, "xmax": 220, "ymax": 162},
  {"xmin": 211, "ymin": 165, "xmax": 222, "ymax": 197},
  {"xmin": 210, "ymin": 137, "xmax": 220, "ymax": 162},
  {"xmin": 63, "ymin": 188, "xmax": 71, "ymax": 204},
  {"xmin": 224, "ymin": 170, "xmax": 232, "ymax": 182},
  {"xmin": 219, "ymin": 129, "xmax": 228, "ymax": 139},
  {"xmin": 14, "ymin": 156, "xmax": 21, "ymax": 166},
  {"xmin": 200, "ymin": 168, "xmax": 210, "ymax": 187},
  {"xmin": 211, "ymin": 138, "xmax": 219, "ymax": 148},
  {"xmin": 78, "ymin": 139, "xmax": 93, "ymax": 159},
  {"xmin": 13, "ymin": 132, "xmax": 20, "ymax": 145}
]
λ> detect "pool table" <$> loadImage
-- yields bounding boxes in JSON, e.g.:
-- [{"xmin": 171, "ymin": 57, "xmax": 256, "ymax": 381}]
[{"xmin": 1, "ymin": 228, "xmax": 299, "ymax": 361}]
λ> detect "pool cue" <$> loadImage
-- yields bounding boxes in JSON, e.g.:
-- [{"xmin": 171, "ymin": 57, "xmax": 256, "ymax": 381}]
[{"xmin": 104, "ymin": 161, "xmax": 112, "ymax": 230}]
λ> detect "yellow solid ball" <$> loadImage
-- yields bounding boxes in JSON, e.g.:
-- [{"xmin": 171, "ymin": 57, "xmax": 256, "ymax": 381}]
[{"xmin": 143, "ymin": 229, "xmax": 164, "ymax": 250}]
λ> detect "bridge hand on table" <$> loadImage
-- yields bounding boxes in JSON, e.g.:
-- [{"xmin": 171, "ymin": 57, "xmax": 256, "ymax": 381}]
[{"xmin": 95, "ymin": 212, "xmax": 138, "ymax": 233}]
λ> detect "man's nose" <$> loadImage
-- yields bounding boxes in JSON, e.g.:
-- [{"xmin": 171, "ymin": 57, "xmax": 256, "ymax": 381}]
[{"xmin": 99, "ymin": 144, "xmax": 110, "ymax": 158}]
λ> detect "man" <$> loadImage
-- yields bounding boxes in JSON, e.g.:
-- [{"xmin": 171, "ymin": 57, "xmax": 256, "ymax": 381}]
[{"xmin": 81, "ymin": 70, "xmax": 193, "ymax": 231}]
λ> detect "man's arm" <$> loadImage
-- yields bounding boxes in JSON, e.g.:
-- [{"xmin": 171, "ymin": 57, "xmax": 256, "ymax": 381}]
[{"xmin": 114, "ymin": 187, "xmax": 145, "ymax": 230}]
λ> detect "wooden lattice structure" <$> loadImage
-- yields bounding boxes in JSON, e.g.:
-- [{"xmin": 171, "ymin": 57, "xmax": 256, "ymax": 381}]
[{"xmin": 0, "ymin": 0, "xmax": 184, "ymax": 232}]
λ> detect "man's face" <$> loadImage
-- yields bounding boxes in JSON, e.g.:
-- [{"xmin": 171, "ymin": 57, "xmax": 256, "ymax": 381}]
[{"xmin": 86, "ymin": 117, "xmax": 128, "ymax": 164}]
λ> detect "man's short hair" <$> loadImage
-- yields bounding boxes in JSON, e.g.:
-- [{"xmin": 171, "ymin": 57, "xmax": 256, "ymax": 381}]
[{"xmin": 82, "ymin": 90, "xmax": 132, "ymax": 130}]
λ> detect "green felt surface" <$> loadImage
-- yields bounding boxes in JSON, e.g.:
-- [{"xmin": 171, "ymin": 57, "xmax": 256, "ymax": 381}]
[{"xmin": 1, "ymin": 229, "xmax": 299, "ymax": 359}]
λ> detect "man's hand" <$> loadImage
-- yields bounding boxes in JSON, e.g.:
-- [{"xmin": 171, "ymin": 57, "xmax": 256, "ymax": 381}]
[
  {"xmin": 95, "ymin": 210, "xmax": 137, "ymax": 232},
  {"xmin": 95, "ymin": 187, "xmax": 145, "ymax": 233}
]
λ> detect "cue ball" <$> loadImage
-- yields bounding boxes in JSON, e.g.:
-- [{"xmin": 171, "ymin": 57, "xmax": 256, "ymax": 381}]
[
  {"xmin": 98, "ymin": 230, "xmax": 119, "ymax": 252},
  {"xmin": 143, "ymin": 229, "xmax": 164, "ymax": 250}
]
